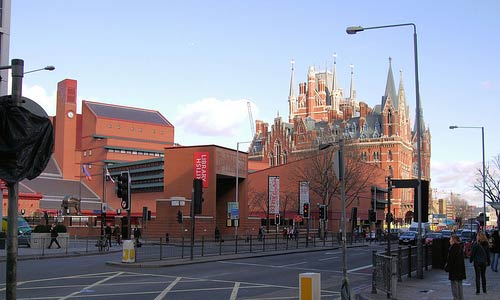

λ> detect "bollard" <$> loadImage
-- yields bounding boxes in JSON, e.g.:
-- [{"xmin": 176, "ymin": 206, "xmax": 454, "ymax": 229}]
[
  {"xmin": 299, "ymin": 272, "xmax": 320, "ymax": 300},
  {"xmin": 122, "ymin": 240, "xmax": 135, "ymax": 263}
]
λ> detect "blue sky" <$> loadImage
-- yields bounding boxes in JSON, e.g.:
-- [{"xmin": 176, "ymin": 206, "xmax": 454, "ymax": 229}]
[{"xmin": 8, "ymin": 1, "xmax": 500, "ymax": 207}]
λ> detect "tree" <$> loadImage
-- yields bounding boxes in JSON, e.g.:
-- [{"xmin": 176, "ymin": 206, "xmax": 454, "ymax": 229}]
[
  {"xmin": 292, "ymin": 142, "xmax": 381, "ymax": 236},
  {"xmin": 474, "ymin": 154, "xmax": 500, "ymax": 228}
]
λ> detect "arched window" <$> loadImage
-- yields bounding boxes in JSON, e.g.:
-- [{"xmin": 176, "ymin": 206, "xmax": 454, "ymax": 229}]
[
  {"xmin": 388, "ymin": 150, "xmax": 393, "ymax": 161},
  {"xmin": 388, "ymin": 166, "xmax": 393, "ymax": 177},
  {"xmin": 274, "ymin": 140, "xmax": 282, "ymax": 165}
]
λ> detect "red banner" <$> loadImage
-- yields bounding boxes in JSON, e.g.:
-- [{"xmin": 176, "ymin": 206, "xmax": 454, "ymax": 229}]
[{"xmin": 194, "ymin": 152, "xmax": 209, "ymax": 188}]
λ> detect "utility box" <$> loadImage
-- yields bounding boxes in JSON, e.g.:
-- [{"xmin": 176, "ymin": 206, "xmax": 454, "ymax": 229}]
[{"xmin": 122, "ymin": 240, "xmax": 135, "ymax": 263}]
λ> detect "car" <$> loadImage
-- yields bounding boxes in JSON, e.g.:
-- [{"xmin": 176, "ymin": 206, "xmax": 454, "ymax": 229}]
[
  {"xmin": 2, "ymin": 216, "xmax": 32, "ymax": 248},
  {"xmin": 424, "ymin": 232, "xmax": 442, "ymax": 245},
  {"xmin": 460, "ymin": 229, "xmax": 476, "ymax": 243},
  {"xmin": 399, "ymin": 231, "xmax": 418, "ymax": 245}
]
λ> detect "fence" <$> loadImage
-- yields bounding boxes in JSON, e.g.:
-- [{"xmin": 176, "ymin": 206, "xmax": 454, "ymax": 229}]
[{"xmin": 371, "ymin": 244, "xmax": 432, "ymax": 299}]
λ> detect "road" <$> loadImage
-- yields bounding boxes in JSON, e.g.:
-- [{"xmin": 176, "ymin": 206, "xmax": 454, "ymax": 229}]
[{"xmin": 0, "ymin": 243, "xmax": 386, "ymax": 299}]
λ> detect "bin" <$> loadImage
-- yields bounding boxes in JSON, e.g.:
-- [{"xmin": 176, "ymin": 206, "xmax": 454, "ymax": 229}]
[{"xmin": 122, "ymin": 240, "xmax": 135, "ymax": 263}]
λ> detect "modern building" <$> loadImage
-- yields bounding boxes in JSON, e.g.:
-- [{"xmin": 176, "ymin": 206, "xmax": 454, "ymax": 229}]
[{"xmin": 247, "ymin": 58, "xmax": 431, "ymax": 226}]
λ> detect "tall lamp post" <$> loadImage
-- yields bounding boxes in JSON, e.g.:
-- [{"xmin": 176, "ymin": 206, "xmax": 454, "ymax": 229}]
[
  {"xmin": 235, "ymin": 141, "xmax": 252, "ymax": 237},
  {"xmin": 346, "ymin": 22, "xmax": 424, "ymax": 279},
  {"xmin": 449, "ymin": 125, "xmax": 486, "ymax": 231}
]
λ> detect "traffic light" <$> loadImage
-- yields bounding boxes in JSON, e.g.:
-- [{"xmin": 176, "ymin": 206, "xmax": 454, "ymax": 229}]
[
  {"xmin": 116, "ymin": 171, "xmax": 131, "ymax": 210},
  {"xmin": 478, "ymin": 213, "xmax": 485, "ymax": 227},
  {"xmin": 303, "ymin": 203, "xmax": 309, "ymax": 218},
  {"xmin": 368, "ymin": 209, "xmax": 376, "ymax": 222},
  {"xmin": 193, "ymin": 178, "xmax": 203, "ymax": 215},
  {"xmin": 319, "ymin": 205, "xmax": 326, "ymax": 220},
  {"xmin": 177, "ymin": 210, "xmax": 183, "ymax": 224},
  {"xmin": 275, "ymin": 214, "xmax": 280, "ymax": 225}
]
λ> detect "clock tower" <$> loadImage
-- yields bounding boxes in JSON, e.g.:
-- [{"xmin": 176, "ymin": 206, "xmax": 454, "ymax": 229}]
[{"xmin": 54, "ymin": 79, "xmax": 78, "ymax": 181}]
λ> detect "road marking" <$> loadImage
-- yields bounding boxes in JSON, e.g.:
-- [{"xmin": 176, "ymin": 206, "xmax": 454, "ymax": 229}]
[
  {"xmin": 229, "ymin": 282, "xmax": 240, "ymax": 300},
  {"xmin": 348, "ymin": 264, "xmax": 372, "ymax": 273},
  {"xmin": 58, "ymin": 271, "xmax": 123, "ymax": 300},
  {"xmin": 318, "ymin": 256, "xmax": 339, "ymax": 261},
  {"xmin": 278, "ymin": 261, "xmax": 308, "ymax": 267},
  {"xmin": 154, "ymin": 276, "xmax": 181, "ymax": 300}
]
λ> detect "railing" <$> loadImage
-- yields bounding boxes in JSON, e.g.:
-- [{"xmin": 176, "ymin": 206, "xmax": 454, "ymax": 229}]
[{"xmin": 372, "ymin": 244, "xmax": 433, "ymax": 299}]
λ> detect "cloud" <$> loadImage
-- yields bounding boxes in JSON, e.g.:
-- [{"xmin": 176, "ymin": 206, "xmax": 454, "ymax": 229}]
[
  {"xmin": 22, "ymin": 84, "xmax": 57, "ymax": 116},
  {"xmin": 431, "ymin": 159, "xmax": 484, "ymax": 206},
  {"xmin": 480, "ymin": 80, "xmax": 495, "ymax": 90}
]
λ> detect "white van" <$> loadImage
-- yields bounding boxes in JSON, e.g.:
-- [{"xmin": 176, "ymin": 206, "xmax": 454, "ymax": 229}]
[{"xmin": 408, "ymin": 222, "xmax": 431, "ymax": 236}]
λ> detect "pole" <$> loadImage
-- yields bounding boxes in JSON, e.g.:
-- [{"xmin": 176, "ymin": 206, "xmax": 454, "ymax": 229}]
[
  {"xmin": 190, "ymin": 187, "xmax": 195, "ymax": 261},
  {"xmin": 235, "ymin": 142, "xmax": 239, "ymax": 239},
  {"xmin": 6, "ymin": 58, "xmax": 24, "ymax": 300},
  {"xmin": 339, "ymin": 139, "xmax": 351, "ymax": 299},
  {"xmin": 481, "ymin": 127, "xmax": 486, "ymax": 231},
  {"xmin": 387, "ymin": 177, "xmax": 392, "ymax": 256}
]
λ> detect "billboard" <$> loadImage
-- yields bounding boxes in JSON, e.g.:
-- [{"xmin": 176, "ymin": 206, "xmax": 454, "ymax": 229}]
[{"xmin": 268, "ymin": 176, "xmax": 280, "ymax": 215}]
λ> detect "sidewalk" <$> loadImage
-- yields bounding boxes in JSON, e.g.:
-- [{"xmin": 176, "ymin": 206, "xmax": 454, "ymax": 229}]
[{"xmin": 356, "ymin": 262, "xmax": 500, "ymax": 300}]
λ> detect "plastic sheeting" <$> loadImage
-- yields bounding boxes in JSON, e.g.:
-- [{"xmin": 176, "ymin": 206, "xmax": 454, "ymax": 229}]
[{"xmin": 0, "ymin": 98, "xmax": 54, "ymax": 183}]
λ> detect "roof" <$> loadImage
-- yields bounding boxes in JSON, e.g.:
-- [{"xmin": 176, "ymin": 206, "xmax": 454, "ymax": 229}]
[{"xmin": 84, "ymin": 101, "xmax": 173, "ymax": 126}]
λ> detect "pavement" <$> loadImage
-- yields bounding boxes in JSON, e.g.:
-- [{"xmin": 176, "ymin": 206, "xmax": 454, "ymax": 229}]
[{"xmin": 4, "ymin": 242, "xmax": 500, "ymax": 299}]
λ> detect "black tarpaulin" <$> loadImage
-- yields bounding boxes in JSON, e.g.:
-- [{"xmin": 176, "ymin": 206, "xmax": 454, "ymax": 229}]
[{"xmin": 0, "ymin": 99, "xmax": 54, "ymax": 183}]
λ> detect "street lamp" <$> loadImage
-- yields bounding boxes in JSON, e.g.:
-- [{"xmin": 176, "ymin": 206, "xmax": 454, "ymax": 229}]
[
  {"xmin": 449, "ymin": 125, "xmax": 486, "ymax": 231},
  {"xmin": 346, "ymin": 22, "xmax": 424, "ymax": 279},
  {"xmin": 235, "ymin": 141, "xmax": 252, "ymax": 237},
  {"xmin": 24, "ymin": 65, "xmax": 56, "ymax": 74}
]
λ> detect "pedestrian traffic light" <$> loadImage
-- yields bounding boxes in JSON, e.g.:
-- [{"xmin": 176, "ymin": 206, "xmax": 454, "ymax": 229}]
[
  {"xmin": 116, "ymin": 171, "xmax": 130, "ymax": 210},
  {"xmin": 193, "ymin": 178, "xmax": 203, "ymax": 215},
  {"xmin": 319, "ymin": 205, "xmax": 326, "ymax": 220},
  {"xmin": 303, "ymin": 203, "xmax": 309, "ymax": 218},
  {"xmin": 275, "ymin": 214, "xmax": 280, "ymax": 224},
  {"xmin": 177, "ymin": 210, "xmax": 183, "ymax": 224}
]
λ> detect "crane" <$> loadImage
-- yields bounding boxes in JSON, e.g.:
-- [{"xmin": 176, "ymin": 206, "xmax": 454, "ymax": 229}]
[{"xmin": 247, "ymin": 101, "xmax": 255, "ymax": 138}]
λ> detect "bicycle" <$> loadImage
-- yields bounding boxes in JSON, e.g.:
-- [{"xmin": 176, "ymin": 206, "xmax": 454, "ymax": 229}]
[{"xmin": 95, "ymin": 236, "xmax": 110, "ymax": 252}]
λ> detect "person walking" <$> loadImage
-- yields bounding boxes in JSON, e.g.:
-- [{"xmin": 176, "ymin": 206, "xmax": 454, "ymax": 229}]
[
  {"xmin": 470, "ymin": 231, "xmax": 490, "ymax": 294},
  {"xmin": 446, "ymin": 234, "xmax": 466, "ymax": 300},
  {"xmin": 214, "ymin": 226, "xmax": 220, "ymax": 242},
  {"xmin": 490, "ymin": 229, "xmax": 500, "ymax": 272},
  {"xmin": 47, "ymin": 223, "xmax": 61, "ymax": 249},
  {"xmin": 105, "ymin": 224, "xmax": 113, "ymax": 247},
  {"xmin": 113, "ymin": 225, "xmax": 121, "ymax": 245}
]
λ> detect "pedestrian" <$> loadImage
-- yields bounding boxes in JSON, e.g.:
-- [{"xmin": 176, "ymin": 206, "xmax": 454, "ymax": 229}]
[
  {"xmin": 105, "ymin": 224, "xmax": 112, "ymax": 247},
  {"xmin": 490, "ymin": 229, "xmax": 500, "ymax": 272},
  {"xmin": 470, "ymin": 231, "xmax": 490, "ymax": 294},
  {"xmin": 445, "ymin": 234, "xmax": 466, "ymax": 300},
  {"xmin": 133, "ymin": 227, "xmax": 142, "ymax": 246},
  {"xmin": 258, "ymin": 226, "xmax": 263, "ymax": 241},
  {"xmin": 214, "ymin": 226, "xmax": 220, "ymax": 242},
  {"xmin": 113, "ymin": 225, "xmax": 121, "ymax": 245},
  {"xmin": 47, "ymin": 223, "xmax": 61, "ymax": 249}
]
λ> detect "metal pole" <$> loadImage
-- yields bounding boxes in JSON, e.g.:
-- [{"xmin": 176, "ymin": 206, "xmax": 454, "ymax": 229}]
[
  {"xmin": 190, "ymin": 187, "xmax": 195, "ymax": 260},
  {"xmin": 481, "ymin": 127, "xmax": 486, "ymax": 231},
  {"xmin": 339, "ymin": 139, "xmax": 351, "ymax": 299},
  {"xmin": 235, "ymin": 142, "xmax": 239, "ymax": 239},
  {"xmin": 7, "ymin": 58, "xmax": 24, "ymax": 300},
  {"xmin": 387, "ymin": 177, "xmax": 391, "ymax": 256}
]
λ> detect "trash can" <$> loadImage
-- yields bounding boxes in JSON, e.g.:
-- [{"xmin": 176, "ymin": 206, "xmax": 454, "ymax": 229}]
[{"xmin": 122, "ymin": 240, "xmax": 135, "ymax": 263}]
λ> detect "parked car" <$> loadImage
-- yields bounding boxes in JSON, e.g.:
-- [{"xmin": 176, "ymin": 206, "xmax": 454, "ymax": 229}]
[
  {"xmin": 1, "ymin": 216, "xmax": 32, "ymax": 247},
  {"xmin": 399, "ymin": 231, "xmax": 418, "ymax": 245},
  {"xmin": 424, "ymin": 232, "xmax": 442, "ymax": 245},
  {"xmin": 440, "ymin": 229, "xmax": 453, "ymax": 239}
]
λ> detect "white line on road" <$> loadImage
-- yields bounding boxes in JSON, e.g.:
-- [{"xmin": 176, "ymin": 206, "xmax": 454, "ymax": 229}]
[
  {"xmin": 154, "ymin": 276, "xmax": 181, "ymax": 300},
  {"xmin": 318, "ymin": 256, "xmax": 339, "ymax": 261},
  {"xmin": 58, "ymin": 271, "xmax": 123, "ymax": 300},
  {"xmin": 348, "ymin": 265, "xmax": 372, "ymax": 273},
  {"xmin": 278, "ymin": 261, "xmax": 308, "ymax": 267},
  {"xmin": 229, "ymin": 282, "xmax": 240, "ymax": 300}
]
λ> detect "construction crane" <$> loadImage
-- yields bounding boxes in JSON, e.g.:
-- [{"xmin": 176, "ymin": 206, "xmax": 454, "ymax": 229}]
[{"xmin": 247, "ymin": 101, "xmax": 255, "ymax": 138}]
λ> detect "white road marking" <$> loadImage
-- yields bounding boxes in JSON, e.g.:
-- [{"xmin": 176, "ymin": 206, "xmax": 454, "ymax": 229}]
[
  {"xmin": 318, "ymin": 256, "xmax": 339, "ymax": 261},
  {"xmin": 348, "ymin": 264, "xmax": 372, "ymax": 273},
  {"xmin": 229, "ymin": 282, "xmax": 240, "ymax": 300},
  {"xmin": 153, "ymin": 276, "xmax": 181, "ymax": 300},
  {"xmin": 58, "ymin": 271, "xmax": 123, "ymax": 300},
  {"xmin": 278, "ymin": 261, "xmax": 308, "ymax": 267}
]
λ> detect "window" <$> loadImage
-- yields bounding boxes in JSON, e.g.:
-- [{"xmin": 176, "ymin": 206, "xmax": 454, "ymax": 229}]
[
  {"xmin": 83, "ymin": 151, "xmax": 87, "ymax": 157},
  {"xmin": 89, "ymin": 150, "xmax": 92, "ymax": 156},
  {"xmin": 388, "ymin": 150, "xmax": 393, "ymax": 161}
]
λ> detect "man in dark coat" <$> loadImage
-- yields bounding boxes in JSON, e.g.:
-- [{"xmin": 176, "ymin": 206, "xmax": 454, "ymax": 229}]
[
  {"xmin": 446, "ymin": 234, "xmax": 466, "ymax": 300},
  {"xmin": 47, "ymin": 223, "xmax": 61, "ymax": 249}
]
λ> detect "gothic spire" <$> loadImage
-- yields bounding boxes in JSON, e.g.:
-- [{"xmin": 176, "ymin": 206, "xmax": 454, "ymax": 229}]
[
  {"xmin": 288, "ymin": 60, "xmax": 296, "ymax": 122},
  {"xmin": 382, "ymin": 57, "xmax": 398, "ymax": 109},
  {"xmin": 349, "ymin": 64, "xmax": 355, "ymax": 100}
]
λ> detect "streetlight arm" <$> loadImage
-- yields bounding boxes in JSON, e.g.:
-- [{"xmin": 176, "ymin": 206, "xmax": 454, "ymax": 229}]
[
  {"xmin": 346, "ymin": 23, "xmax": 416, "ymax": 35},
  {"xmin": 24, "ymin": 66, "xmax": 56, "ymax": 74}
]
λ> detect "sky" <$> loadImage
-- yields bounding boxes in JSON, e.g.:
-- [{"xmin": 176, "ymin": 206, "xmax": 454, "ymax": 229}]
[{"xmin": 6, "ymin": 1, "xmax": 500, "ymax": 208}]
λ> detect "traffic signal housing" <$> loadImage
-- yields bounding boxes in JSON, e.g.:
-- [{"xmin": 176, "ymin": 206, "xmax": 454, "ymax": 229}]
[
  {"xmin": 319, "ymin": 205, "xmax": 326, "ymax": 220},
  {"xmin": 368, "ymin": 209, "xmax": 376, "ymax": 222},
  {"xmin": 275, "ymin": 214, "xmax": 280, "ymax": 225},
  {"xmin": 303, "ymin": 203, "xmax": 309, "ymax": 218},
  {"xmin": 177, "ymin": 210, "xmax": 183, "ymax": 224},
  {"xmin": 193, "ymin": 178, "xmax": 203, "ymax": 215},
  {"xmin": 116, "ymin": 171, "xmax": 131, "ymax": 210}
]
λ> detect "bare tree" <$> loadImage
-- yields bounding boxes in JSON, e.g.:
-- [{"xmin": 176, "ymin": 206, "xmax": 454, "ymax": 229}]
[{"xmin": 474, "ymin": 154, "xmax": 500, "ymax": 228}]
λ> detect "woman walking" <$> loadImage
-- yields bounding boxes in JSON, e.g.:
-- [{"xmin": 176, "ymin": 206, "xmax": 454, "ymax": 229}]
[
  {"xmin": 490, "ymin": 229, "xmax": 500, "ymax": 272},
  {"xmin": 470, "ymin": 231, "xmax": 490, "ymax": 294},
  {"xmin": 446, "ymin": 234, "xmax": 466, "ymax": 300}
]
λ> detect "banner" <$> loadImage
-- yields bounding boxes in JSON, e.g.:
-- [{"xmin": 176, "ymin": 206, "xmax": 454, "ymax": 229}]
[
  {"xmin": 299, "ymin": 181, "xmax": 309, "ymax": 214},
  {"xmin": 194, "ymin": 152, "xmax": 209, "ymax": 188},
  {"xmin": 268, "ymin": 176, "xmax": 280, "ymax": 215},
  {"xmin": 82, "ymin": 164, "xmax": 92, "ymax": 181}
]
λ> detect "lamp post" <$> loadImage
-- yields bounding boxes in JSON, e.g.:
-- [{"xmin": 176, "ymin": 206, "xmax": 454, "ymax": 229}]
[
  {"xmin": 449, "ymin": 125, "xmax": 486, "ymax": 231},
  {"xmin": 235, "ymin": 141, "xmax": 252, "ymax": 238},
  {"xmin": 0, "ymin": 59, "xmax": 54, "ymax": 300},
  {"xmin": 346, "ymin": 22, "xmax": 424, "ymax": 279}
]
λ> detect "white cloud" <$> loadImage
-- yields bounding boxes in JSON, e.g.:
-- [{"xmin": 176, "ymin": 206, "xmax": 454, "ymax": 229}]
[
  {"xmin": 21, "ymin": 84, "xmax": 57, "ymax": 116},
  {"xmin": 431, "ymin": 159, "xmax": 484, "ymax": 206},
  {"xmin": 174, "ymin": 97, "xmax": 258, "ymax": 148}
]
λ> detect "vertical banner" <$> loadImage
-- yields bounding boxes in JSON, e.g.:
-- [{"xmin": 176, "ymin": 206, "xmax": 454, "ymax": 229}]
[
  {"xmin": 268, "ymin": 176, "xmax": 280, "ymax": 215},
  {"xmin": 299, "ymin": 181, "xmax": 309, "ymax": 214},
  {"xmin": 194, "ymin": 152, "xmax": 209, "ymax": 188}
]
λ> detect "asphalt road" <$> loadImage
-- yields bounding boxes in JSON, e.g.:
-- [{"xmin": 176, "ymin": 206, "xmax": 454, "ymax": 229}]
[{"xmin": 0, "ymin": 243, "xmax": 386, "ymax": 300}]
